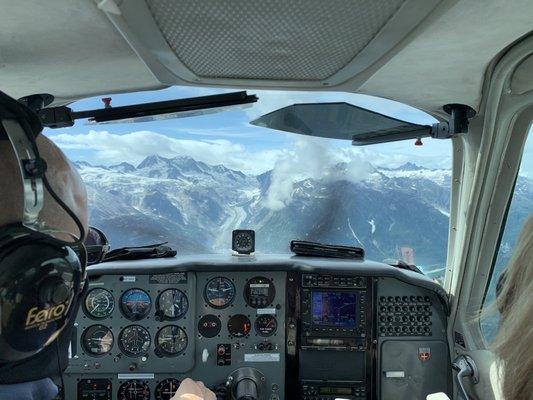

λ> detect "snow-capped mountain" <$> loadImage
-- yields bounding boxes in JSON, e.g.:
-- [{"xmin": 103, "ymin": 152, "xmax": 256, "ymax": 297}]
[{"xmin": 75, "ymin": 155, "xmax": 532, "ymax": 282}]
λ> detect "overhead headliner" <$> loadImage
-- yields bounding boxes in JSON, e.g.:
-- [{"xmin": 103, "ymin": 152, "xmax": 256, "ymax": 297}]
[{"xmin": 0, "ymin": 0, "xmax": 531, "ymax": 115}]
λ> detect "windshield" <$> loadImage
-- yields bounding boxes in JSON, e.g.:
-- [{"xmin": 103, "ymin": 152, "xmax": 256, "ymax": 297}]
[{"xmin": 47, "ymin": 87, "xmax": 451, "ymax": 284}]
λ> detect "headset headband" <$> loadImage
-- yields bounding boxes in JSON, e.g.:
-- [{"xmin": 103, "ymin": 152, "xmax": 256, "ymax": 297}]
[
  {"xmin": 0, "ymin": 90, "xmax": 46, "ymax": 230},
  {"xmin": 1, "ymin": 118, "xmax": 45, "ymax": 229}
]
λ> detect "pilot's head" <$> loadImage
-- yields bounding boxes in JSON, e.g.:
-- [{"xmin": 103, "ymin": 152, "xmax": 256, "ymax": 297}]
[{"xmin": 0, "ymin": 130, "xmax": 88, "ymax": 382}]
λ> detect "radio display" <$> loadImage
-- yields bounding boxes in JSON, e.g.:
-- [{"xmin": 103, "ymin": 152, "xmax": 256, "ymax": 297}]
[
  {"xmin": 311, "ymin": 291, "xmax": 357, "ymax": 328},
  {"xmin": 319, "ymin": 387, "xmax": 353, "ymax": 395}
]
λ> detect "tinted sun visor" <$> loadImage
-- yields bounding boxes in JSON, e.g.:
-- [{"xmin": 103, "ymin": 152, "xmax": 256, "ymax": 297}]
[{"xmin": 250, "ymin": 102, "xmax": 435, "ymax": 146}]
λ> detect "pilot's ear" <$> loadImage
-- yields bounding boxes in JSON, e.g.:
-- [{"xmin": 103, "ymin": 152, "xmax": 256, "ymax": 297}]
[{"xmin": 426, "ymin": 393, "xmax": 451, "ymax": 400}]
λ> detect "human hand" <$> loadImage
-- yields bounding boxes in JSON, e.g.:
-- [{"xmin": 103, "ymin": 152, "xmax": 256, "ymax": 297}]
[{"xmin": 170, "ymin": 378, "xmax": 217, "ymax": 400}]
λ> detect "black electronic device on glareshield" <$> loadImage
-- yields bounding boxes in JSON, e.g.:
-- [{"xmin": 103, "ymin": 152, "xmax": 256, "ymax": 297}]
[{"xmin": 0, "ymin": 90, "xmax": 86, "ymax": 381}]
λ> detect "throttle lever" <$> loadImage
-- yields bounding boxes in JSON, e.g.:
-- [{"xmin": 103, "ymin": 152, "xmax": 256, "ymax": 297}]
[{"xmin": 452, "ymin": 355, "xmax": 479, "ymax": 400}]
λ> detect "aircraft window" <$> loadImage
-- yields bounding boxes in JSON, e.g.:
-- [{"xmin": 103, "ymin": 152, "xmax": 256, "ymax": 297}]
[
  {"xmin": 46, "ymin": 86, "xmax": 451, "ymax": 284},
  {"xmin": 481, "ymin": 129, "xmax": 533, "ymax": 342}
]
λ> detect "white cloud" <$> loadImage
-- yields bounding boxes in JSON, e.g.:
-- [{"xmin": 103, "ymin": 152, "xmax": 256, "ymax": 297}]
[
  {"xmin": 262, "ymin": 136, "xmax": 452, "ymax": 211},
  {"xmin": 49, "ymin": 130, "xmax": 285, "ymax": 175},
  {"xmin": 265, "ymin": 137, "xmax": 375, "ymax": 210}
]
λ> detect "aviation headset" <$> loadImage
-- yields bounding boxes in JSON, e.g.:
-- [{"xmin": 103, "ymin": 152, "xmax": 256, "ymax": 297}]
[{"xmin": 0, "ymin": 90, "xmax": 86, "ymax": 368}]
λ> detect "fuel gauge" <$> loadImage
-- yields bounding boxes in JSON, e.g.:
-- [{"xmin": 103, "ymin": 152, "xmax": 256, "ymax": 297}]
[{"xmin": 255, "ymin": 315, "xmax": 278, "ymax": 337}]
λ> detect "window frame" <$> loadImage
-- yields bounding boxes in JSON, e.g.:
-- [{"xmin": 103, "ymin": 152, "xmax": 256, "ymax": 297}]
[
  {"xmin": 480, "ymin": 129, "xmax": 531, "ymax": 342},
  {"xmin": 445, "ymin": 36, "xmax": 533, "ymax": 353},
  {"xmin": 481, "ymin": 174, "xmax": 518, "ymax": 306}
]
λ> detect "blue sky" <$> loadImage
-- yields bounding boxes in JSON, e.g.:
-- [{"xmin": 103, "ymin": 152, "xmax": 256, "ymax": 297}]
[{"xmin": 45, "ymin": 85, "xmax": 455, "ymax": 174}]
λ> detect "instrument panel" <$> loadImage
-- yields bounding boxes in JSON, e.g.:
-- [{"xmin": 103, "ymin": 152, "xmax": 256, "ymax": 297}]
[
  {"xmin": 64, "ymin": 257, "xmax": 450, "ymax": 400},
  {"xmin": 66, "ymin": 270, "xmax": 287, "ymax": 400}
]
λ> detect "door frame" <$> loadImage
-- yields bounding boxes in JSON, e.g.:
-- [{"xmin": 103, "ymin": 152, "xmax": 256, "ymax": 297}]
[{"xmin": 444, "ymin": 34, "xmax": 533, "ymax": 399}]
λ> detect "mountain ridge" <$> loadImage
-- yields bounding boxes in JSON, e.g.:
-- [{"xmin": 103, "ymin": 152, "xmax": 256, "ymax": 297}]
[{"xmin": 75, "ymin": 154, "xmax": 532, "ymax": 284}]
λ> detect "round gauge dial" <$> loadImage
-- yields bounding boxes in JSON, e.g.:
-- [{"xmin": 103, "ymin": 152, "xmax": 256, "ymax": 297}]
[
  {"xmin": 198, "ymin": 314, "xmax": 221, "ymax": 338},
  {"xmin": 120, "ymin": 289, "xmax": 151, "ymax": 321},
  {"xmin": 204, "ymin": 277, "xmax": 236, "ymax": 309},
  {"xmin": 155, "ymin": 378, "xmax": 181, "ymax": 400},
  {"xmin": 227, "ymin": 314, "xmax": 251, "ymax": 337},
  {"xmin": 156, "ymin": 289, "xmax": 188, "ymax": 320},
  {"xmin": 82, "ymin": 324, "xmax": 114, "ymax": 356},
  {"xmin": 119, "ymin": 325, "xmax": 151, "ymax": 356},
  {"xmin": 244, "ymin": 276, "xmax": 276, "ymax": 308},
  {"xmin": 155, "ymin": 325, "xmax": 188, "ymax": 356},
  {"xmin": 118, "ymin": 380, "xmax": 150, "ymax": 400},
  {"xmin": 233, "ymin": 230, "xmax": 254, "ymax": 253},
  {"xmin": 84, "ymin": 288, "xmax": 114, "ymax": 319},
  {"xmin": 255, "ymin": 315, "xmax": 278, "ymax": 337}
]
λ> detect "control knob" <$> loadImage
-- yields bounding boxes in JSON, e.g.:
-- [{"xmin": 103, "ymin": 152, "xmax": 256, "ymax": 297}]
[
  {"xmin": 226, "ymin": 367, "xmax": 265, "ymax": 400},
  {"xmin": 235, "ymin": 378, "xmax": 258, "ymax": 400}
]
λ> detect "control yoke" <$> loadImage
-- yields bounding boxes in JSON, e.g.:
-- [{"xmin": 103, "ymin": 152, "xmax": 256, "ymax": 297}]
[{"xmin": 226, "ymin": 368, "xmax": 265, "ymax": 400}]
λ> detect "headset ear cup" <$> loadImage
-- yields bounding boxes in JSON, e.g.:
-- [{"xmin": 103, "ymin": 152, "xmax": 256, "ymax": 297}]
[
  {"xmin": 0, "ymin": 280, "xmax": 87, "ymax": 384},
  {"xmin": 0, "ymin": 236, "xmax": 82, "ymax": 363}
]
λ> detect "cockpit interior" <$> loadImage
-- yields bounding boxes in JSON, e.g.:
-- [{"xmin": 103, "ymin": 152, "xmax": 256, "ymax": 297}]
[{"xmin": 0, "ymin": 1, "xmax": 532, "ymax": 400}]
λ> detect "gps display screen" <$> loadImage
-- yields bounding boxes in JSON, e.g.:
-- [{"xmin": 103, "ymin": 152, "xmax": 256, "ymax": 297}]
[{"xmin": 311, "ymin": 291, "xmax": 357, "ymax": 328}]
